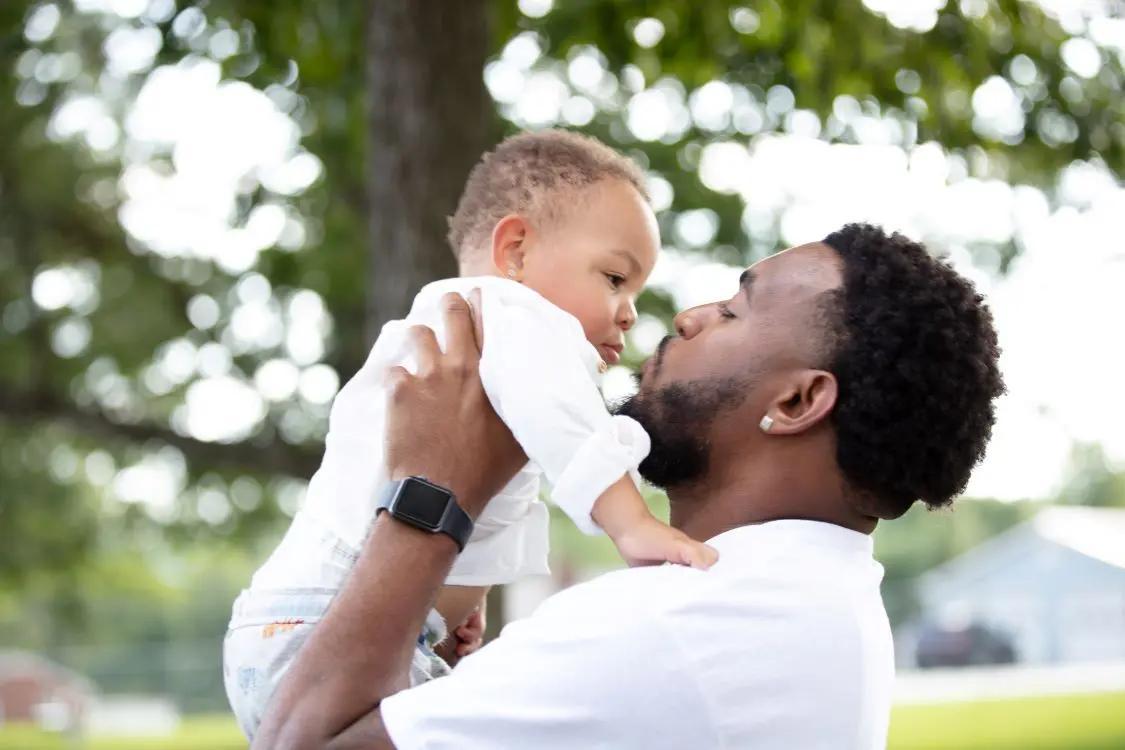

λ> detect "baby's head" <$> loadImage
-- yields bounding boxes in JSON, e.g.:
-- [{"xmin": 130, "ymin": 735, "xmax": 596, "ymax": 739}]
[{"xmin": 448, "ymin": 130, "xmax": 660, "ymax": 366}]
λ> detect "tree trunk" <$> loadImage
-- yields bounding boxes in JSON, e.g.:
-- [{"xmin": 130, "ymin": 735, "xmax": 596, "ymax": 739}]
[
  {"xmin": 366, "ymin": 1, "xmax": 506, "ymax": 633},
  {"xmin": 365, "ymin": 0, "xmax": 493, "ymax": 344}
]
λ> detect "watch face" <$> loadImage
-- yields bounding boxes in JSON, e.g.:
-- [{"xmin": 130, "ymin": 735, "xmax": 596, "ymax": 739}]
[{"xmin": 395, "ymin": 479, "xmax": 449, "ymax": 530}]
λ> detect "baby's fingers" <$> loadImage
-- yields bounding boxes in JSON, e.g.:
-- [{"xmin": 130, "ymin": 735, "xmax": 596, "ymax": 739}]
[{"xmin": 680, "ymin": 540, "xmax": 719, "ymax": 570}]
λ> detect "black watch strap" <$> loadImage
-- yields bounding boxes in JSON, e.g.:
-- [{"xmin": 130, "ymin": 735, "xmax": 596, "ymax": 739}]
[{"xmin": 376, "ymin": 477, "xmax": 474, "ymax": 552}]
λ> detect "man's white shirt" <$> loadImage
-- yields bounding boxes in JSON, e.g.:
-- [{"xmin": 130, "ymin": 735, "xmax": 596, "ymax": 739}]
[{"xmin": 381, "ymin": 519, "xmax": 895, "ymax": 749}]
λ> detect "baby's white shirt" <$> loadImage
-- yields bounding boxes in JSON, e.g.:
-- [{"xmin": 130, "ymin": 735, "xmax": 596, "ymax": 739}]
[{"xmin": 251, "ymin": 276, "xmax": 650, "ymax": 589}]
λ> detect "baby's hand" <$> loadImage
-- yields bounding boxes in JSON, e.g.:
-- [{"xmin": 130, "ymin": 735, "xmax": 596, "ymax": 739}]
[
  {"xmin": 434, "ymin": 601, "xmax": 487, "ymax": 666},
  {"xmin": 452, "ymin": 605, "xmax": 486, "ymax": 658},
  {"xmin": 611, "ymin": 516, "xmax": 719, "ymax": 570}
]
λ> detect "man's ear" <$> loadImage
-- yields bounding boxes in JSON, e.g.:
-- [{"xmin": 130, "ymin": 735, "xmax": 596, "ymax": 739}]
[
  {"xmin": 490, "ymin": 214, "xmax": 530, "ymax": 280},
  {"xmin": 763, "ymin": 370, "xmax": 837, "ymax": 436}
]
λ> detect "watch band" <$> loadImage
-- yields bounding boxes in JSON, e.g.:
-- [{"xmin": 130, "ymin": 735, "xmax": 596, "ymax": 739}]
[
  {"xmin": 442, "ymin": 496, "xmax": 474, "ymax": 553},
  {"xmin": 376, "ymin": 477, "xmax": 474, "ymax": 552}
]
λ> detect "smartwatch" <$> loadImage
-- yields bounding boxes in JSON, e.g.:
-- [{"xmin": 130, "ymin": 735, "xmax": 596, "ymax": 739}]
[{"xmin": 375, "ymin": 476, "xmax": 473, "ymax": 552}]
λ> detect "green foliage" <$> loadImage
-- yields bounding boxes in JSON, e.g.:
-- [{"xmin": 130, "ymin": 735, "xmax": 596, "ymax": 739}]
[
  {"xmin": 1057, "ymin": 443, "xmax": 1125, "ymax": 507},
  {"xmin": 520, "ymin": 0, "xmax": 1123, "ymax": 270},
  {"xmin": 0, "ymin": 544, "xmax": 261, "ymax": 712}
]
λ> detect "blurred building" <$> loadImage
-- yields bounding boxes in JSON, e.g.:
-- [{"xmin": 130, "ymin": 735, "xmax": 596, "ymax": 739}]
[
  {"xmin": 0, "ymin": 650, "xmax": 95, "ymax": 730},
  {"xmin": 901, "ymin": 507, "xmax": 1125, "ymax": 667}
]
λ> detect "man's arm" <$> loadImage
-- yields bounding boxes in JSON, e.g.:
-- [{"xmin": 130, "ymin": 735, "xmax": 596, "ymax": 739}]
[{"xmin": 252, "ymin": 292, "xmax": 525, "ymax": 750}]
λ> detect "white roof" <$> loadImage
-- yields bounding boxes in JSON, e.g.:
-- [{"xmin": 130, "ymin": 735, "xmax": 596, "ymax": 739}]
[
  {"xmin": 917, "ymin": 506, "xmax": 1125, "ymax": 594},
  {"xmin": 1032, "ymin": 506, "xmax": 1125, "ymax": 570}
]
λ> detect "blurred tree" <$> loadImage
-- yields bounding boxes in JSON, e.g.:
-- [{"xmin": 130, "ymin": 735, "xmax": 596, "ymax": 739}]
[
  {"xmin": 1057, "ymin": 442, "xmax": 1125, "ymax": 507},
  {"xmin": 1, "ymin": 0, "xmax": 1121, "ymax": 594}
]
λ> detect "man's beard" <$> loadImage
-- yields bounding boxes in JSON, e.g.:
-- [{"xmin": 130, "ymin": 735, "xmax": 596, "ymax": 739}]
[{"xmin": 613, "ymin": 375, "xmax": 753, "ymax": 490}]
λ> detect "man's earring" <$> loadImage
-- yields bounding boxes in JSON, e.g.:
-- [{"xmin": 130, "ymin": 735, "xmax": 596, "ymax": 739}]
[{"xmin": 759, "ymin": 415, "xmax": 774, "ymax": 433}]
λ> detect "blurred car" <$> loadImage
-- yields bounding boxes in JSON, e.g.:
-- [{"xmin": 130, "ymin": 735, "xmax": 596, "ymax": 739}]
[{"xmin": 914, "ymin": 622, "xmax": 1017, "ymax": 668}]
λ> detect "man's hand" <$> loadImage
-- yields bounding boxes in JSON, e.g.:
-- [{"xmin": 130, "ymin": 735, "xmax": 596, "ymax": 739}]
[
  {"xmin": 384, "ymin": 290, "xmax": 526, "ymax": 517},
  {"xmin": 253, "ymin": 292, "xmax": 524, "ymax": 750}
]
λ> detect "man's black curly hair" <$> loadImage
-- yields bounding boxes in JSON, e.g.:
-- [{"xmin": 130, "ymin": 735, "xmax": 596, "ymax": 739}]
[{"xmin": 820, "ymin": 223, "xmax": 1004, "ymax": 519}]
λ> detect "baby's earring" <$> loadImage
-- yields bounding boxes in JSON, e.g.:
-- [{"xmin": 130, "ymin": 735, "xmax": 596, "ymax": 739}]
[{"xmin": 507, "ymin": 266, "xmax": 518, "ymax": 279}]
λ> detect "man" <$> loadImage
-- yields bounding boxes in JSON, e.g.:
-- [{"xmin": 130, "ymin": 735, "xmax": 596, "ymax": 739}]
[{"xmin": 253, "ymin": 223, "xmax": 1004, "ymax": 749}]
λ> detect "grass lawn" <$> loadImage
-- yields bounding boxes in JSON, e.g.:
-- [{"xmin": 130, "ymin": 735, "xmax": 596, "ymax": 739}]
[
  {"xmin": 2, "ymin": 692, "xmax": 1124, "ymax": 748},
  {"xmin": 0, "ymin": 714, "xmax": 244, "ymax": 749},
  {"xmin": 888, "ymin": 691, "xmax": 1125, "ymax": 750}
]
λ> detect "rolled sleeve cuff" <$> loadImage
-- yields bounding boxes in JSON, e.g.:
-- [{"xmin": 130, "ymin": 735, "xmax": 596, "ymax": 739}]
[{"xmin": 549, "ymin": 415, "xmax": 651, "ymax": 536}]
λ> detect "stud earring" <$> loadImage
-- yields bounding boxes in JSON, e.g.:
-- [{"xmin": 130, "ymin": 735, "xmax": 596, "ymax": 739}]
[
  {"xmin": 507, "ymin": 267, "xmax": 517, "ymax": 279},
  {"xmin": 759, "ymin": 415, "xmax": 774, "ymax": 432}
]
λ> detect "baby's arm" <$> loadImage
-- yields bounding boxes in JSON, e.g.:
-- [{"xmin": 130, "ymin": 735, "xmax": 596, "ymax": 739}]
[
  {"xmin": 592, "ymin": 475, "xmax": 717, "ymax": 569},
  {"xmin": 477, "ymin": 289, "xmax": 715, "ymax": 568}
]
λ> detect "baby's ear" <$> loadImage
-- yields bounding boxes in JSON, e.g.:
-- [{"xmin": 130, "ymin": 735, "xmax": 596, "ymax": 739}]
[{"xmin": 490, "ymin": 214, "xmax": 530, "ymax": 279}]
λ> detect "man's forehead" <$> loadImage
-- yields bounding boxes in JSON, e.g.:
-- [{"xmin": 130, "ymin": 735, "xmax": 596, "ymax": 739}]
[{"xmin": 745, "ymin": 242, "xmax": 842, "ymax": 298}]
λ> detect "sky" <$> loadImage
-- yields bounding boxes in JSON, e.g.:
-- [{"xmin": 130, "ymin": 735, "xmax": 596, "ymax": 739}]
[{"xmin": 19, "ymin": 0, "xmax": 1125, "ymax": 512}]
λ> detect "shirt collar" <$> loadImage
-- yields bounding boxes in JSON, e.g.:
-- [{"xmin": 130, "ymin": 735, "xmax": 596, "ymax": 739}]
[{"xmin": 706, "ymin": 519, "xmax": 875, "ymax": 559}]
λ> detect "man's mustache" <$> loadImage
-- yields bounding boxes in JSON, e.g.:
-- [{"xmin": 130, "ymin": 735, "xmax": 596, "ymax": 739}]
[
  {"xmin": 653, "ymin": 335, "xmax": 673, "ymax": 375},
  {"xmin": 635, "ymin": 335, "xmax": 673, "ymax": 389}
]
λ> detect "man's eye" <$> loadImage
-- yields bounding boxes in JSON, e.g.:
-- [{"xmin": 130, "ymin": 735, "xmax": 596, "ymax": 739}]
[{"xmin": 605, "ymin": 273, "xmax": 626, "ymax": 289}]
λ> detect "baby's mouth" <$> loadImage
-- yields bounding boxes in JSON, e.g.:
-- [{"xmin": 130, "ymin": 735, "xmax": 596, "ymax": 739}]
[{"xmin": 599, "ymin": 343, "xmax": 623, "ymax": 365}]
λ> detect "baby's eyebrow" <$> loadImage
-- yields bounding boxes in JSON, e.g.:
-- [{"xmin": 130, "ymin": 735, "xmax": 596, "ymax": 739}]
[{"xmin": 609, "ymin": 248, "xmax": 642, "ymax": 275}]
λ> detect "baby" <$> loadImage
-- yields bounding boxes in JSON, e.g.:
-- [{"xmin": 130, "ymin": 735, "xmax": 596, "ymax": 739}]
[{"xmin": 223, "ymin": 130, "xmax": 717, "ymax": 739}]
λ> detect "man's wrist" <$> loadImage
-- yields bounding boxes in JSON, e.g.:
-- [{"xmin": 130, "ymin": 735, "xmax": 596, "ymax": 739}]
[{"xmin": 388, "ymin": 470, "xmax": 490, "ymax": 520}]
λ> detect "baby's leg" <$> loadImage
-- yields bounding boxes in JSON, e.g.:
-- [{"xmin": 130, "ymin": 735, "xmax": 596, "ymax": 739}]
[
  {"xmin": 223, "ymin": 592, "xmax": 326, "ymax": 741},
  {"xmin": 223, "ymin": 588, "xmax": 459, "ymax": 739}
]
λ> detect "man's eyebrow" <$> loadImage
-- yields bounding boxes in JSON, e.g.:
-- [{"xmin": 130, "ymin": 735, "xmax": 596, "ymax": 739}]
[
  {"xmin": 739, "ymin": 269, "xmax": 755, "ymax": 302},
  {"xmin": 610, "ymin": 248, "xmax": 642, "ymax": 275}
]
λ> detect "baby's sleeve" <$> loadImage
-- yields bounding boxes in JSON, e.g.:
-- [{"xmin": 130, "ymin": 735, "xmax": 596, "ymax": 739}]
[{"xmin": 477, "ymin": 290, "xmax": 649, "ymax": 535}]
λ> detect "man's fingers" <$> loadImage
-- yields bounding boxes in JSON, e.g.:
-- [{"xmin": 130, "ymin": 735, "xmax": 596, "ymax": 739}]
[
  {"xmin": 405, "ymin": 325, "xmax": 440, "ymax": 374},
  {"xmin": 439, "ymin": 292, "xmax": 480, "ymax": 369},
  {"xmin": 467, "ymin": 288, "xmax": 485, "ymax": 350},
  {"xmin": 385, "ymin": 365, "xmax": 413, "ymax": 397}
]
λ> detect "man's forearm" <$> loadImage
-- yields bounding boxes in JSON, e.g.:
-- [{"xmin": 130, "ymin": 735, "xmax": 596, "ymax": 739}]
[
  {"xmin": 252, "ymin": 292, "xmax": 525, "ymax": 749},
  {"xmin": 252, "ymin": 512, "xmax": 463, "ymax": 750}
]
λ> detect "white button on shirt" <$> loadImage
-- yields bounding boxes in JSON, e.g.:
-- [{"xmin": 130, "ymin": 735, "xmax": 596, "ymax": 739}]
[{"xmin": 380, "ymin": 520, "xmax": 895, "ymax": 749}]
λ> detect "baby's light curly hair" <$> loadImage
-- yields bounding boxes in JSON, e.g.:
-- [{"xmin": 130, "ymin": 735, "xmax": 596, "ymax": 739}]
[{"xmin": 447, "ymin": 129, "xmax": 649, "ymax": 263}]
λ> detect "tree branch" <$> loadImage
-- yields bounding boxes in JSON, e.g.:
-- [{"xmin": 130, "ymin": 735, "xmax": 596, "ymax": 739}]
[{"xmin": 0, "ymin": 385, "xmax": 321, "ymax": 479}]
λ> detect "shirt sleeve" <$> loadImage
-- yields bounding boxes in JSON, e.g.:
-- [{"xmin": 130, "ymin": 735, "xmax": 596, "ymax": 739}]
[
  {"xmin": 476, "ymin": 288, "xmax": 650, "ymax": 535},
  {"xmin": 378, "ymin": 572, "xmax": 716, "ymax": 750}
]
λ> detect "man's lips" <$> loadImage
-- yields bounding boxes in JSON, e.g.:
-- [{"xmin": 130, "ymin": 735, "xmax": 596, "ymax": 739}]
[{"xmin": 599, "ymin": 343, "xmax": 623, "ymax": 365}]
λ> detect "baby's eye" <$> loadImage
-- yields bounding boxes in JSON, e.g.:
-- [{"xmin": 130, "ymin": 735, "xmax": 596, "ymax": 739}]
[
  {"xmin": 718, "ymin": 302, "xmax": 736, "ymax": 319},
  {"xmin": 605, "ymin": 273, "xmax": 626, "ymax": 289}
]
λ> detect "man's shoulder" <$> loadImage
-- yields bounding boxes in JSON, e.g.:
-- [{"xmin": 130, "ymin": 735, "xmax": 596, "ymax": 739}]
[
  {"xmin": 528, "ymin": 563, "xmax": 710, "ymax": 631},
  {"xmin": 528, "ymin": 544, "xmax": 887, "ymax": 650}
]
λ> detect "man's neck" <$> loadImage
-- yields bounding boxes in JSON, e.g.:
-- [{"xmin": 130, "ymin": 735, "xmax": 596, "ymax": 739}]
[{"xmin": 666, "ymin": 450, "xmax": 878, "ymax": 542}]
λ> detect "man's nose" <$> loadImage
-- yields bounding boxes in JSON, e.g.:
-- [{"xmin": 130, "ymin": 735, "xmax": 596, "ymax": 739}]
[{"xmin": 672, "ymin": 303, "xmax": 719, "ymax": 339}]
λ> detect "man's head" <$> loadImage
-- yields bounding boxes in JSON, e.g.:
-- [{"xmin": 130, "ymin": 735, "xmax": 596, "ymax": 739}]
[
  {"xmin": 449, "ymin": 130, "xmax": 659, "ymax": 363},
  {"xmin": 617, "ymin": 223, "xmax": 1003, "ymax": 522}
]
